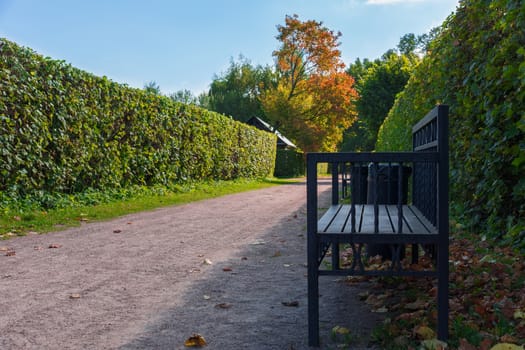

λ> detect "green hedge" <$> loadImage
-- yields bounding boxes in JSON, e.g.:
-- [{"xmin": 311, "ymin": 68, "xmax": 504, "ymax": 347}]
[
  {"xmin": 0, "ymin": 39, "xmax": 276, "ymax": 198},
  {"xmin": 274, "ymin": 148, "xmax": 304, "ymax": 178},
  {"xmin": 376, "ymin": 0, "xmax": 524, "ymax": 248}
]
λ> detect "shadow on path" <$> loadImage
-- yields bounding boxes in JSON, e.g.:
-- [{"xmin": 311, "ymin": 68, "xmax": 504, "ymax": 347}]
[{"xmin": 120, "ymin": 192, "xmax": 381, "ymax": 350}]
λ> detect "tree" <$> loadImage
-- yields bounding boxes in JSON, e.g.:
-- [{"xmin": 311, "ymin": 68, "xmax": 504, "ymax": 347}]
[
  {"xmin": 169, "ymin": 89, "xmax": 198, "ymax": 105},
  {"xmin": 143, "ymin": 81, "xmax": 161, "ymax": 95},
  {"xmin": 261, "ymin": 15, "xmax": 358, "ymax": 152},
  {"xmin": 341, "ymin": 41, "xmax": 420, "ymax": 152},
  {"xmin": 205, "ymin": 56, "xmax": 276, "ymax": 122}
]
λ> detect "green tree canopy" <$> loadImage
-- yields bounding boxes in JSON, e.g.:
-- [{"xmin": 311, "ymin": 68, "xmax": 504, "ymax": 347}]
[
  {"xmin": 205, "ymin": 56, "xmax": 276, "ymax": 122},
  {"xmin": 341, "ymin": 50, "xmax": 419, "ymax": 151}
]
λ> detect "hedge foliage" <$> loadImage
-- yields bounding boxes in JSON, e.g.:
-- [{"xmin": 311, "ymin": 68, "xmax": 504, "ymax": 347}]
[
  {"xmin": 376, "ymin": 0, "xmax": 524, "ymax": 247},
  {"xmin": 0, "ymin": 39, "xmax": 276, "ymax": 198}
]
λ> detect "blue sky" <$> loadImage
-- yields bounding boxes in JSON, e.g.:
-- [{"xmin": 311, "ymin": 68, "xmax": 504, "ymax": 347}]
[{"xmin": 0, "ymin": 0, "xmax": 459, "ymax": 95}]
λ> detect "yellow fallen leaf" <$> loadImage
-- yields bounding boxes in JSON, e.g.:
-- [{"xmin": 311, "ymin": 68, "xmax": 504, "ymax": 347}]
[
  {"xmin": 490, "ymin": 344, "xmax": 524, "ymax": 350},
  {"xmin": 421, "ymin": 339, "xmax": 448, "ymax": 350},
  {"xmin": 332, "ymin": 326, "xmax": 350, "ymax": 335},
  {"xmin": 514, "ymin": 310, "xmax": 525, "ymax": 319},
  {"xmin": 415, "ymin": 325, "xmax": 435, "ymax": 340},
  {"xmin": 184, "ymin": 333, "xmax": 207, "ymax": 347}
]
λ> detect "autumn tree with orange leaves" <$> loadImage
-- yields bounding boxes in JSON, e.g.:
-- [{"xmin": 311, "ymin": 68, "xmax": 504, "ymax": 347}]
[{"xmin": 261, "ymin": 14, "xmax": 358, "ymax": 152}]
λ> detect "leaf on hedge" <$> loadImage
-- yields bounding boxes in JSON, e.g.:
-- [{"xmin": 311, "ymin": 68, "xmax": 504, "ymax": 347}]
[{"xmin": 184, "ymin": 333, "xmax": 207, "ymax": 347}]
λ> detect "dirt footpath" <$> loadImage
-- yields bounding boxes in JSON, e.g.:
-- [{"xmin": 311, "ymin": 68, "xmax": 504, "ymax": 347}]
[{"xmin": 0, "ymin": 181, "xmax": 381, "ymax": 349}]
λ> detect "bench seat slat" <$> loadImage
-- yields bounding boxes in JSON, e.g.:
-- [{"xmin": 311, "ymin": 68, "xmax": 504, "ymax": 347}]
[{"xmin": 319, "ymin": 204, "xmax": 437, "ymax": 235}]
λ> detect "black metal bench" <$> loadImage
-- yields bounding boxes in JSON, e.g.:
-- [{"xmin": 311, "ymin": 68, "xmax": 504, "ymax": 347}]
[{"xmin": 306, "ymin": 105, "xmax": 449, "ymax": 347}]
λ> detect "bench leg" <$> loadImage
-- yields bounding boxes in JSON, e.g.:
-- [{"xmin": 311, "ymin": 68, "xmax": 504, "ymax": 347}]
[
  {"xmin": 308, "ymin": 265, "xmax": 320, "ymax": 346},
  {"xmin": 437, "ymin": 245, "xmax": 449, "ymax": 341}
]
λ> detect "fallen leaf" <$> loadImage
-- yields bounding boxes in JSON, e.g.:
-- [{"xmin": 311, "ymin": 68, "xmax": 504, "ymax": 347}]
[
  {"xmin": 358, "ymin": 291, "xmax": 369, "ymax": 300},
  {"xmin": 215, "ymin": 303, "xmax": 232, "ymax": 309},
  {"xmin": 202, "ymin": 259, "xmax": 212, "ymax": 265},
  {"xmin": 184, "ymin": 333, "xmax": 207, "ymax": 347},
  {"xmin": 373, "ymin": 307, "xmax": 388, "ymax": 313},
  {"xmin": 113, "ymin": 229, "xmax": 122, "ymax": 233},
  {"xmin": 222, "ymin": 267, "xmax": 232, "ymax": 272},
  {"xmin": 415, "ymin": 325, "xmax": 436, "ymax": 340},
  {"xmin": 70, "ymin": 293, "xmax": 81, "ymax": 299},
  {"xmin": 490, "ymin": 344, "xmax": 524, "ymax": 350},
  {"xmin": 499, "ymin": 335, "xmax": 519, "ymax": 344},
  {"xmin": 203, "ymin": 295, "xmax": 211, "ymax": 300},
  {"xmin": 282, "ymin": 301, "xmax": 299, "ymax": 307},
  {"xmin": 405, "ymin": 298, "xmax": 427, "ymax": 310},
  {"xmin": 332, "ymin": 325, "xmax": 350, "ymax": 335},
  {"xmin": 49, "ymin": 244, "xmax": 62, "ymax": 249},
  {"xmin": 250, "ymin": 239, "xmax": 266, "ymax": 245},
  {"xmin": 420, "ymin": 339, "xmax": 448, "ymax": 350},
  {"xmin": 5, "ymin": 250, "xmax": 16, "ymax": 256}
]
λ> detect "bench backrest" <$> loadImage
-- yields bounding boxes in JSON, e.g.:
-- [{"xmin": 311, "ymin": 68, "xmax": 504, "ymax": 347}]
[{"xmin": 411, "ymin": 105, "xmax": 449, "ymax": 228}]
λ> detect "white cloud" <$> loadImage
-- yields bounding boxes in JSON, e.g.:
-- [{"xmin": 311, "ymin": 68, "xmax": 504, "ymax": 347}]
[{"xmin": 366, "ymin": 0, "xmax": 426, "ymax": 4}]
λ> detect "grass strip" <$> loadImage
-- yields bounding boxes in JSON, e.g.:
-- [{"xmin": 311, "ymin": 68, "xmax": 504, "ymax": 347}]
[{"xmin": 1, "ymin": 178, "xmax": 301, "ymax": 239}]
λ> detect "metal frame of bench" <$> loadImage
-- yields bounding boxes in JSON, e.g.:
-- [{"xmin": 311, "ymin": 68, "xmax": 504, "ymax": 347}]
[{"xmin": 306, "ymin": 105, "xmax": 449, "ymax": 347}]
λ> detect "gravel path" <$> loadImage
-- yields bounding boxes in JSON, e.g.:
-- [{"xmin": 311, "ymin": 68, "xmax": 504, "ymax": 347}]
[{"xmin": 0, "ymin": 181, "xmax": 381, "ymax": 349}]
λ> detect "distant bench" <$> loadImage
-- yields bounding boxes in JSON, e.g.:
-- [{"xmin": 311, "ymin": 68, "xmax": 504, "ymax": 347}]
[{"xmin": 306, "ymin": 105, "xmax": 449, "ymax": 347}]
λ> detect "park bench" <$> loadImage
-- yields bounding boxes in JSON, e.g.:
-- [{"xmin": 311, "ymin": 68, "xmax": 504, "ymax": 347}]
[{"xmin": 306, "ymin": 105, "xmax": 449, "ymax": 347}]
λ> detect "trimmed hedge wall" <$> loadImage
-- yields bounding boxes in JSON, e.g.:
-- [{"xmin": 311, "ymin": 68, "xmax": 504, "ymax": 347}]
[
  {"xmin": 0, "ymin": 39, "xmax": 276, "ymax": 197},
  {"xmin": 376, "ymin": 0, "xmax": 524, "ymax": 248},
  {"xmin": 274, "ymin": 148, "xmax": 304, "ymax": 178}
]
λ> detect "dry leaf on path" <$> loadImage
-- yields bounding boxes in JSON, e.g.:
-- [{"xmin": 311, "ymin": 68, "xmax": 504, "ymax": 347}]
[
  {"xmin": 222, "ymin": 267, "xmax": 232, "ymax": 272},
  {"xmin": 113, "ymin": 229, "xmax": 122, "ymax": 233},
  {"xmin": 282, "ymin": 301, "xmax": 299, "ymax": 307},
  {"xmin": 49, "ymin": 244, "xmax": 62, "ymax": 249},
  {"xmin": 202, "ymin": 259, "xmax": 212, "ymax": 265},
  {"xmin": 184, "ymin": 333, "xmax": 207, "ymax": 347},
  {"xmin": 70, "ymin": 293, "xmax": 81, "ymax": 299},
  {"xmin": 215, "ymin": 303, "xmax": 232, "ymax": 309}
]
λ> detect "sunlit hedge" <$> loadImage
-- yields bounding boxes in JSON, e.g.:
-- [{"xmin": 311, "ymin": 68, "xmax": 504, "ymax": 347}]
[
  {"xmin": 0, "ymin": 39, "xmax": 276, "ymax": 198},
  {"xmin": 376, "ymin": 0, "xmax": 524, "ymax": 248}
]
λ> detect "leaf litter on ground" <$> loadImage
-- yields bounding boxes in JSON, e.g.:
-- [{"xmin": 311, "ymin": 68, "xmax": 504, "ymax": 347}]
[{"xmin": 340, "ymin": 235, "xmax": 524, "ymax": 349}]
